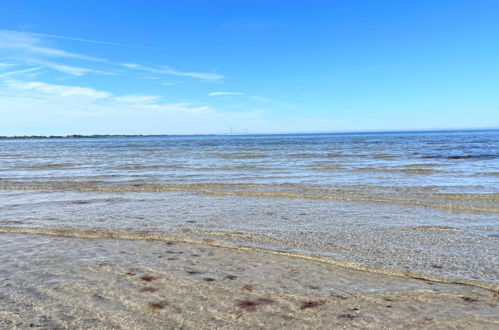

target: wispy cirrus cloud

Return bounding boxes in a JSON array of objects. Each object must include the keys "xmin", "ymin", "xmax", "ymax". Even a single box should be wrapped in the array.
[
  {"xmin": 5, "ymin": 80, "xmax": 112, "ymax": 99},
  {"xmin": 208, "ymin": 91, "xmax": 276, "ymax": 104},
  {"xmin": 122, "ymin": 63, "xmax": 223, "ymax": 80},
  {"xmin": 208, "ymin": 91, "xmax": 246, "ymax": 96},
  {"xmin": 0, "ymin": 67, "xmax": 41, "ymax": 78},
  {"xmin": 0, "ymin": 79, "xmax": 261, "ymax": 135},
  {"xmin": 0, "ymin": 30, "xmax": 104, "ymax": 62},
  {"xmin": 112, "ymin": 94, "xmax": 162, "ymax": 105},
  {"xmin": 0, "ymin": 62, "xmax": 15, "ymax": 69},
  {"xmin": 19, "ymin": 31, "xmax": 146, "ymax": 48},
  {"xmin": 2, "ymin": 79, "xmax": 207, "ymax": 111},
  {"xmin": 26, "ymin": 59, "xmax": 112, "ymax": 76},
  {"xmin": 249, "ymin": 95, "xmax": 274, "ymax": 103},
  {"xmin": 0, "ymin": 30, "xmax": 111, "ymax": 77},
  {"xmin": 0, "ymin": 30, "xmax": 222, "ymax": 81}
]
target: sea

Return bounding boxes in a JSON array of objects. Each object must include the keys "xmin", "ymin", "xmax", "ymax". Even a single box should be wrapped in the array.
[{"xmin": 0, "ymin": 130, "xmax": 498, "ymax": 285}]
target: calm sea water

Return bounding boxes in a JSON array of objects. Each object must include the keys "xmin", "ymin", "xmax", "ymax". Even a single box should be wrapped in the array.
[{"xmin": 1, "ymin": 130, "xmax": 498, "ymax": 283}]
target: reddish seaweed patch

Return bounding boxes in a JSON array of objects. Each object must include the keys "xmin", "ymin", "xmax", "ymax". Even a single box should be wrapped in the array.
[
  {"xmin": 148, "ymin": 301, "xmax": 168, "ymax": 311},
  {"xmin": 202, "ymin": 277, "xmax": 216, "ymax": 282},
  {"xmin": 300, "ymin": 300, "xmax": 326, "ymax": 310},
  {"xmin": 140, "ymin": 275, "xmax": 158, "ymax": 282},
  {"xmin": 186, "ymin": 270, "xmax": 203, "ymax": 275},
  {"xmin": 236, "ymin": 297, "xmax": 274, "ymax": 311},
  {"xmin": 225, "ymin": 275, "xmax": 238, "ymax": 280},
  {"xmin": 460, "ymin": 296, "xmax": 478, "ymax": 302},
  {"xmin": 241, "ymin": 284, "xmax": 253, "ymax": 292},
  {"xmin": 124, "ymin": 272, "xmax": 136, "ymax": 276}
]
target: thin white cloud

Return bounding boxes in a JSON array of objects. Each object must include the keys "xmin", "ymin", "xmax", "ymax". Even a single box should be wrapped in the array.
[
  {"xmin": 5, "ymin": 80, "xmax": 112, "ymax": 99},
  {"xmin": 208, "ymin": 91, "xmax": 246, "ymax": 96},
  {"xmin": 27, "ymin": 59, "xmax": 112, "ymax": 76},
  {"xmin": 208, "ymin": 91, "xmax": 277, "ymax": 104},
  {"xmin": 0, "ymin": 30, "xmax": 103, "ymax": 62},
  {"xmin": 138, "ymin": 103, "xmax": 211, "ymax": 113},
  {"xmin": 0, "ymin": 80, "xmax": 226, "ymax": 135},
  {"xmin": 21, "ymin": 31, "xmax": 145, "ymax": 48},
  {"xmin": 0, "ymin": 67, "xmax": 41, "ymax": 78},
  {"xmin": 0, "ymin": 62, "xmax": 15, "ymax": 69},
  {"xmin": 122, "ymin": 63, "xmax": 223, "ymax": 80},
  {"xmin": 249, "ymin": 95, "xmax": 273, "ymax": 103},
  {"xmin": 0, "ymin": 30, "xmax": 222, "ymax": 82},
  {"xmin": 2, "ymin": 80, "xmax": 202, "ymax": 111},
  {"xmin": 112, "ymin": 94, "xmax": 162, "ymax": 105}
]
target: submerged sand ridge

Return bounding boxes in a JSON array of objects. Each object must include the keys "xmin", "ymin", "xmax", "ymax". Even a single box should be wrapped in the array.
[
  {"xmin": 0, "ymin": 189, "xmax": 497, "ymax": 286},
  {"xmin": 1, "ymin": 182, "xmax": 498, "ymax": 214},
  {"xmin": 0, "ymin": 233, "xmax": 498, "ymax": 329},
  {"xmin": 0, "ymin": 225, "xmax": 498, "ymax": 293}
]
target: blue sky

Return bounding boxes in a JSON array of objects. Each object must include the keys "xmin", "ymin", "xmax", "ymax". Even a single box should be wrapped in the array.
[{"xmin": 1, "ymin": 0, "xmax": 498, "ymax": 135}]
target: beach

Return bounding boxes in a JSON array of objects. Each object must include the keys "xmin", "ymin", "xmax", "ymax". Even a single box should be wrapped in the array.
[{"xmin": 0, "ymin": 131, "xmax": 498, "ymax": 328}]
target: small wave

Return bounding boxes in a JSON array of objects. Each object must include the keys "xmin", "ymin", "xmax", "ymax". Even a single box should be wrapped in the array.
[
  {"xmin": 396, "ymin": 168, "xmax": 439, "ymax": 174},
  {"xmin": 476, "ymin": 172, "xmax": 499, "ymax": 177},
  {"xmin": 135, "ymin": 148, "xmax": 162, "ymax": 152},
  {"xmin": 287, "ymin": 153, "xmax": 326, "ymax": 159},
  {"xmin": 219, "ymin": 153, "xmax": 269, "ymax": 159},
  {"xmin": 118, "ymin": 164, "xmax": 184, "ymax": 170},
  {"xmin": 325, "ymin": 153, "xmax": 352, "ymax": 158},
  {"xmin": 0, "ymin": 225, "xmax": 496, "ymax": 291},
  {"xmin": 0, "ymin": 154, "xmax": 23, "ymax": 158},
  {"xmin": 287, "ymin": 153, "xmax": 354, "ymax": 159},
  {"xmin": 448, "ymin": 155, "xmax": 474, "ymax": 159},
  {"xmin": 201, "ymin": 190, "xmax": 499, "ymax": 213},
  {"xmin": 372, "ymin": 154, "xmax": 397, "ymax": 159},
  {"xmin": 424, "ymin": 193, "xmax": 499, "ymax": 202},
  {"xmin": 421, "ymin": 154, "xmax": 498, "ymax": 160},
  {"xmin": 310, "ymin": 166, "xmax": 440, "ymax": 174},
  {"xmin": 309, "ymin": 166, "xmax": 346, "ymax": 172},
  {"xmin": 190, "ymin": 166, "xmax": 270, "ymax": 172},
  {"xmin": 404, "ymin": 163, "xmax": 446, "ymax": 168},
  {"xmin": 23, "ymin": 163, "xmax": 73, "ymax": 170},
  {"xmin": 354, "ymin": 167, "xmax": 439, "ymax": 175}
]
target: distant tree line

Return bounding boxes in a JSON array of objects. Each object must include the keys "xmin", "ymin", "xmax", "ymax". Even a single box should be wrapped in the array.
[{"xmin": 0, "ymin": 134, "xmax": 146, "ymax": 140}]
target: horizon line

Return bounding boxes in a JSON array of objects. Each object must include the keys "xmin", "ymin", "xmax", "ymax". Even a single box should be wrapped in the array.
[{"xmin": 1, "ymin": 127, "xmax": 498, "ymax": 139}]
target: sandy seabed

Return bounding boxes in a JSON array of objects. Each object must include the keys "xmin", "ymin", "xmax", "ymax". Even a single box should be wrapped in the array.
[{"xmin": 0, "ymin": 233, "xmax": 498, "ymax": 330}]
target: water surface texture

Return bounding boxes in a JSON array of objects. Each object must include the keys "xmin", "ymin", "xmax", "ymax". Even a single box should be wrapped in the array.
[{"xmin": 1, "ymin": 130, "xmax": 498, "ymax": 285}]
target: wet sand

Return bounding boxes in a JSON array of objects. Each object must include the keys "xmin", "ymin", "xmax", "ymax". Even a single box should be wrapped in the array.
[{"xmin": 1, "ymin": 233, "xmax": 498, "ymax": 329}]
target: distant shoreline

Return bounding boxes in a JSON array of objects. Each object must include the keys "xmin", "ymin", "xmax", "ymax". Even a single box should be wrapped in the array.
[
  {"xmin": 0, "ymin": 134, "xmax": 220, "ymax": 140},
  {"xmin": 0, "ymin": 128, "xmax": 498, "ymax": 140}
]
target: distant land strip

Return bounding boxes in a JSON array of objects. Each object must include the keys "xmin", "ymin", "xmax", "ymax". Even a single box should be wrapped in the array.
[
  {"xmin": 0, "ymin": 134, "xmax": 217, "ymax": 140},
  {"xmin": 1, "ymin": 128, "xmax": 498, "ymax": 139}
]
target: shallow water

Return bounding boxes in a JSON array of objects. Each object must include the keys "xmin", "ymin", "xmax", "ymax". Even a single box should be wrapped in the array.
[
  {"xmin": 2, "ymin": 233, "xmax": 498, "ymax": 329},
  {"xmin": 0, "ymin": 130, "xmax": 498, "ymax": 284}
]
